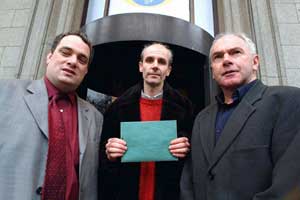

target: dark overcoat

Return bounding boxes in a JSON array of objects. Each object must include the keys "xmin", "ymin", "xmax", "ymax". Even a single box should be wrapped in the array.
[
  {"xmin": 99, "ymin": 82, "xmax": 193, "ymax": 200},
  {"xmin": 181, "ymin": 80, "xmax": 300, "ymax": 200}
]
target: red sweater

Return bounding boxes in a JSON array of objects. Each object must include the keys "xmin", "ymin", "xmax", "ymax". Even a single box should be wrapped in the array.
[{"xmin": 139, "ymin": 97, "xmax": 163, "ymax": 200}]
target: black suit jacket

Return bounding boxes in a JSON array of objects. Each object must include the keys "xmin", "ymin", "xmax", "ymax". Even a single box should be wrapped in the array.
[
  {"xmin": 99, "ymin": 82, "xmax": 193, "ymax": 200},
  {"xmin": 181, "ymin": 80, "xmax": 300, "ymax": 200}
]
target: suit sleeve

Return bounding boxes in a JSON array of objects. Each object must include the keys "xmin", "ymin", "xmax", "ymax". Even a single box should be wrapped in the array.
[
  {"xmin": 253, "ymin": 90, "xmax": 300, "ymax": 199},
  {"xmin": 253, "ymin": 130, "xmax": 300, "ymax": 199},
  {"xmin": 180, "ymin": 114, "xmax": 201, "ymax": 200},
  {"xmin": 180, "ymin": 155, "xmax": 195, "ymax": 200}
]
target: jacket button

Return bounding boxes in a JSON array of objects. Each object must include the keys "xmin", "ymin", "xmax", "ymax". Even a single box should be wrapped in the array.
[
  {"xmin": 36, "ymin": 186, "xmax": 43, "ymax": 195},
  {"xmin": 208, "ymin": 172, "xmax": 215, "ymax": 180}
]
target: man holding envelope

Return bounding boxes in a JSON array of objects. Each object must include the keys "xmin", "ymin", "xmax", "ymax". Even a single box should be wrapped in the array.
[{"xmin": 99, "ymin": 43, "xmax": 193, "ymax": 200}]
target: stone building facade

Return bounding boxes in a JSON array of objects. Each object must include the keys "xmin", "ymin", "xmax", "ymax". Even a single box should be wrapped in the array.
[
  {"xmin": 0, "ymin": 0, "xmax": 299, "ymax": 92},
  {"xmin": 216, "ymin": 0, "xmax": 300, "ymax": 87}
]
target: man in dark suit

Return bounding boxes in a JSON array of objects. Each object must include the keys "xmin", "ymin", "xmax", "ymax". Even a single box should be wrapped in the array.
[
  {"xmin": 180, "ymin": 32, "xmax": 300, "ymax": 200},
  {"xmin": 0, "ymin": 31, "xmax": 102, "ymax": 200},
  {"xmin": 99, "ymin": 42, "xmax": 193, "ymax": 200}
]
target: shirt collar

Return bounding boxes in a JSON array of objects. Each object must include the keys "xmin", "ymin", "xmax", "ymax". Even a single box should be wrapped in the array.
[
  {"xmin": 141, "ymin": 90, "xmax": 163, "ymax": 100},
  {"xmin": 216, "ymin": 79, "xmax": 257, "ymax": 106},
  {"xmin": 44, "ymin": 77, "xmax": 77, "ymax": 105}
]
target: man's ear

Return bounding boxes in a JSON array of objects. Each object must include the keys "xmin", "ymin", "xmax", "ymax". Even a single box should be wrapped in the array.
[
  {"xmin": 46, "ymin": 53, "xmax": 53, "ymax": 65},
  {"xmin": 211, "ymin": 66, "xmax": 216, "ymax": 80},
  {"xmin": 166, "ymin": 65, "xmax": 172, "ymax": 77},
  {"xmin": 252, "ymin": 54, "xmax": 260, "ymax": 72},
  {"xmin": 139, "ymin": 61, "xmax": 143, "ymax": 72}
]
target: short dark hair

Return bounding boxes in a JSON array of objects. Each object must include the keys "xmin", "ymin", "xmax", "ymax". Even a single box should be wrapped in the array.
[
  {"xmin": 51, "ymin": 31, "xmax": 94, "ymax": 64},
  {"xmin": 140, "ymin": 42, "xmax": 173, "ymax": 66}
]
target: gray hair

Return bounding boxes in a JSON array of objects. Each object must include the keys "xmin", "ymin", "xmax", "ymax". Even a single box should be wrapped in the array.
[{"xmin": 209, "ymin": 32, "xmax": 257, "ymax": 61}]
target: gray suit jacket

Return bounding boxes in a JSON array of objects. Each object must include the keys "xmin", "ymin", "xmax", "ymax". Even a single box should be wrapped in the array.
[
  {"xmin": 181, "ymin": 80, "xmax": 300, "ymax": 200},
  {"xmin": 0, "ymin": 79, "xmax": 103, "ymax": 200}
]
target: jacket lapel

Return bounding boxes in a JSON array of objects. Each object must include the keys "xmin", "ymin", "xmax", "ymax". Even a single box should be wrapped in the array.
[
  {"xmin": 200, "ymin": 105, "xmax": 218, "ymax": 163},
  {"xmin": 23, "ymin": 80, "xmax": 49, "ymax": 138},
  {"xmin": 208, "ymin": 81, "xmax": 267, "ymax": 171},
  {"xmin": 208, "ymin": 100, "xmax": 255, "ymax": 171},
  {"xmin": 77, "ymin": 98, "xmax": 91, "ymax": 167}
]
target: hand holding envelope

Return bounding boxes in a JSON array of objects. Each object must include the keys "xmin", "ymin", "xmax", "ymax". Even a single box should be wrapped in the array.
[
  {"xmin": 105, "ymin": 120, "xmax": 190, "ymax": 162},
  {"xmin": 118, "ymin": 120, "xmax": 189, "ymax": 162},
  {"xmin": 105, "ymin": 138, "xmax": 127, "ymax": 161},
  {"xmin": 169, "ymin": 137, "xmax": 190, "ymax": 158}
]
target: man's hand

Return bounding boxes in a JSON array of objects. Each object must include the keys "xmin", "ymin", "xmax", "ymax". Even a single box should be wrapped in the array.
[
  {"xmin": 105, "ymin": 138, "xmax": 127, "ymax": 161},
  {"xmin": 169, "ymin": 137, "xmax": 190, "ymax": 158}
]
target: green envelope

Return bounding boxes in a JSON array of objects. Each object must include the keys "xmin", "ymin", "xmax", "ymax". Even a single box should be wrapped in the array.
[{"xmin": 121, "ymin": 120, "xmax": 178, "ymax": 162}]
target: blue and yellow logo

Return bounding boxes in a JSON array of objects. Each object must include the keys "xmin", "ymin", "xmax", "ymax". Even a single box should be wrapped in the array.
[{"xmin": 126, "ymin": 0, "xmax": 170, "ymax": 7}]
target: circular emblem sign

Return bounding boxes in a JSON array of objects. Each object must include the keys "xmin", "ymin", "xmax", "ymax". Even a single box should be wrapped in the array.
[{"xmin": 132, "ymin": 0, "xmax": 165, "ymax": 6}]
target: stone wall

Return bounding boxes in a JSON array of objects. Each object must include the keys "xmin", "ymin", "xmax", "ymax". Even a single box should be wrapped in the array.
[
  {"xmin": 0, "ymin": 0, "xmax": 86, "ymax": 80},
  {"xmin": 274, "ymin": 0, "xmax": 300, "ymax": 87},
  {"xmin": 1, "ymin": 0, "xmax": 300, "ymax": 88},
  {"xmin": 216, "ymin": 0, "xmax": 300, "ymax": 87},
  {"xmin": 0, "ymin": 0, "xmax": 34, "ymax": 79}
]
